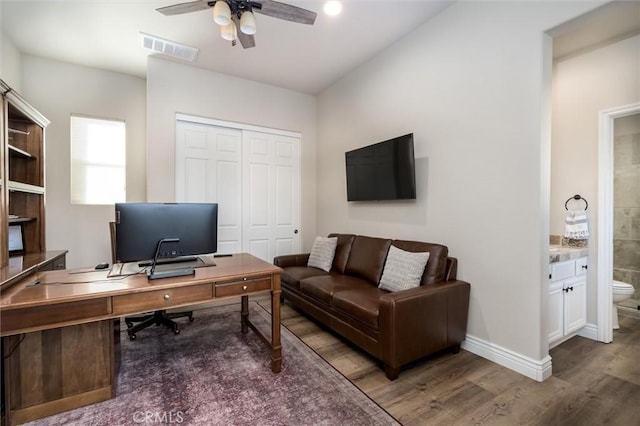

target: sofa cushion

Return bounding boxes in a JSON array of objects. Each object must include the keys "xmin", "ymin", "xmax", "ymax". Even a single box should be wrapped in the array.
[
  {"xmin": 379, "ymin": 246, "xmax": 430, "ymax": 292},
  {"xmin": 332, "ymin": 286, "xmax": 387, "ymax": 329},
  {"xmin": 300, "ymin": 274, "xmax": 371, "ymax": 305},
  {"xmin": 307, "ymin": 236, "xmax": 338, "ymax": 272},
  {"xmin": 281, "ymin": 266, "xmax": 329, "ymax": 290},
  {"xmin": 328, "ymin": 233, "xmax": 356, "ymax": 274},
  {"xmin": 392, "ymin": 240, "xmax": 449, "ymax": 285},
  {"xmin": 344, "ymin": 236, "xmax": 391, "ymax": 285}
]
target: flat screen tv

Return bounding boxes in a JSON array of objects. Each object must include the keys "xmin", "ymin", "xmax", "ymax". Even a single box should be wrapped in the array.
[
  {"xmin": 114, "ymin": 203, "xmax": 218, "ymax": 278},
  {"xmin": 345, "ymin": 133, "xmax": 416, "ymax": 201}
]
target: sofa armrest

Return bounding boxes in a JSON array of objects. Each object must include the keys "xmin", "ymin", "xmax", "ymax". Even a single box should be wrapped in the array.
[
  {"xmin": 378, "ymin": 280, "xmax": 470, "ymax": 370},
  {"xmin": 273, "ymin": 253, "xmax": 310, "ymax": 268},
  {"xmin": 445, "ymin": 257, "xmax": 458, "ymax": 281}
]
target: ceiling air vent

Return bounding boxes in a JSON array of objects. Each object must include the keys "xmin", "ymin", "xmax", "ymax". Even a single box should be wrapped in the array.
[{"xmin": 140, "ymin": 32, "xmax": 199, "ymax": 62}]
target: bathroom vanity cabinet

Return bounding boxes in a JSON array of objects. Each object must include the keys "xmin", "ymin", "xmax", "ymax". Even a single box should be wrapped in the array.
[{"xmin": 548, "ymin": 256, "xmax": 587, "ymax": 347}]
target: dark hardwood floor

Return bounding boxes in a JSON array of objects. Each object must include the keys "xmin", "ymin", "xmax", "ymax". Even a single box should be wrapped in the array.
[{"xmin": 262, "ymin": 299, "xmax": 640, "ymax": 425}]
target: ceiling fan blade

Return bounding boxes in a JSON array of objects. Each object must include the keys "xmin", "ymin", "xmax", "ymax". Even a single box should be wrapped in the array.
[
  {"xmin": 255, "ymin": 0, "xmax": 317, "ymax": 25},
  {"xmin": 232, "ymin": 15, "xmax": 256, "ymax": 48},
  {"xmin": 156, "ymin": 0, "xmax": 211, "ymax": 16}
]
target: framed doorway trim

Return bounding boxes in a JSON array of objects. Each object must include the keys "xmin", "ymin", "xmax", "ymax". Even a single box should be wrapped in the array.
[{"xmin": 597, "ymin": 101, "xmax": 640, "ymax": 343}]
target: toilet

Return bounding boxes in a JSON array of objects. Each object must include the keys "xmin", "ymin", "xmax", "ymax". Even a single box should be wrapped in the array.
[{"xmin": 612, "ymin": 280, "xmax": 635, "ymax": 329}]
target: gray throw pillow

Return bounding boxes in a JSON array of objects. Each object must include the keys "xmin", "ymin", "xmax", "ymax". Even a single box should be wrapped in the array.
[
  {"xmin": 307, "ymin": 236, "xmax": 338, "ymax": 272},
  {"xmin": 379, "ymin": 245, "xmax": 430, "ymax": 292}
]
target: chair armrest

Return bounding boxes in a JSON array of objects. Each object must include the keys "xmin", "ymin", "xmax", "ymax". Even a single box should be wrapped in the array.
[
  {"xmin": 273, "ymin": 253, "xmax": 310, "ymax": 268},
  {"xmin": 378, "ymin": 280, "xmax": 470, "ymax": 368}
]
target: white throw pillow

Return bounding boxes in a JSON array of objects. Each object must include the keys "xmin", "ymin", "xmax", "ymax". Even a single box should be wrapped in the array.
[
  {"xmin": 379, "ymin": 246, "xmax": 430, "ymax": 292},
  {"xmin": 307, "ymin": 236, "xmax": 338, "ymax": 272}
]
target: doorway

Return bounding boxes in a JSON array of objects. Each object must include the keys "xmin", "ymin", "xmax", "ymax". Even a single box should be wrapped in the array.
[
  {"xmin": 597, "ymin": 102, "xmax": 640, "ymax": 342},
  {"xmin": 613, "ymin": 113, "xmax": 640, "ymax": 313}
]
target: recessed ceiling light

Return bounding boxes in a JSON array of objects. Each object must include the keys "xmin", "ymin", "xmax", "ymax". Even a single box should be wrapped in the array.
[
  {"xmin": 140, "ymin": 32, "xmax": 199, "ymax": 62},
  {"xmin": 323, "ymin": 1, "xmax": 342, "ymax": 17}
]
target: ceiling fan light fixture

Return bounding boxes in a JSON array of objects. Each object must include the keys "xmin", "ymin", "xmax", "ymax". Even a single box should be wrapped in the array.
[
  {"xmin": 157, "ymin": 0, "xmax": 318, "ymax": 49},
  {"xmin": 220, "ymin": 21, "xmax": 237, "ymax": 41},
  {"xmin": 213, "ymin": 1, "xmax": 231, "ymax": 26},
  {"xmin": 240, "ymin": 11, "xmax": 257, "ymax": 35}
]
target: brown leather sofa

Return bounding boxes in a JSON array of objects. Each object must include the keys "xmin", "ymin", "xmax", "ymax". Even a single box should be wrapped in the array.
[{"xmin": 273, "ymin": 234, "xmax": 470, "ymax": 380}]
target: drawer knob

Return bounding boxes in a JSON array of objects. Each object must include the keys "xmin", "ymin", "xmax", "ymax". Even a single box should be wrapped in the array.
[
  {"xmin": 243, "ymin": 277, "xmax": 247, "ymax": 281},
  {"xmin": 164, "ymin": 294, "xmax": 170, "ymax": 300},
  {"xmin": 242, "ymin": 285, "xmax": 248, "ymax": 291}
]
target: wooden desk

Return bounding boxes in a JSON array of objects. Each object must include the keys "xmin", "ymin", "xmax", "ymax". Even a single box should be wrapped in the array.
[
  {"xmin": 0, "ymin": 250, "xmax": 68, "ymax": 292},
  {"xmin": 0, "ymin": 253, "xmax": 282, "ymax": 425}
]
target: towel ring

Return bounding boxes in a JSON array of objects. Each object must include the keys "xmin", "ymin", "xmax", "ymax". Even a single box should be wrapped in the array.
[{"xmin": 565, "ymin": 194, "xmax": 588, "ymax": 211}]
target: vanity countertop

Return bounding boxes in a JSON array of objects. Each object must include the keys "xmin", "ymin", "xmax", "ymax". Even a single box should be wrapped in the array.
[{"xmin": 549, "ymin": 245, "xmax": 588, "ymax": 264}]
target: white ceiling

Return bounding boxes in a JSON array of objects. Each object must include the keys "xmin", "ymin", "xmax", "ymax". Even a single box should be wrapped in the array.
[{"xmin": 0, "ymin": 0, "xmax": 454, "ymax": 94}]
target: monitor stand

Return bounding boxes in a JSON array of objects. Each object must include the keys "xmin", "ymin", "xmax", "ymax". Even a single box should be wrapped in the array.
[
  {"xmin": 146, "ymin": 238, "xmax": 196, "ymax": 281},
  {"xmin": 138, "ymin": 256, "xmax": 198, "ymax": 268},
  {"xmin": 147, "ymin": 267, "xmax": 195, "ymax": 280}
]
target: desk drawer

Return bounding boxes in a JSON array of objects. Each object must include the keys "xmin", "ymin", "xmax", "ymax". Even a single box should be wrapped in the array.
[
  {"xmin": 112, "ymin": 284, "xmax": 213, "ymax": 315},
  {"xmin": 215, "ymin": 277, "xmax": 272, "ymax": 298},
  {"xmin": 1, "ymin": 298, "xmax": 110, "ymax": 334}
]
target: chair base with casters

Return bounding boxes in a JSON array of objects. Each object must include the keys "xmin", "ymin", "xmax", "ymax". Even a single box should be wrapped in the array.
[{"xmin": 125, "ymin": 310, "xmax": 194, "ymax": 340}]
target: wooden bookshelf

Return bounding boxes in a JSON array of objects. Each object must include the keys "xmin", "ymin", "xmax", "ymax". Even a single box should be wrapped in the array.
[{"xmin": 1, "ymin": 80, "xmax": 50, "ymax": 267}]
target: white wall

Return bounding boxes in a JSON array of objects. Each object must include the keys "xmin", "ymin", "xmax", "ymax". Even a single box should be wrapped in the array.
[
  {"xmin": 316, "ymin": 0, "xmax": 601, "ymax": 373},
  {"xmin": 21, "ymin": 55, "xmax": 146, "ymax": 268},
  {"xmin": 0, "ymin": 30, "xmax": 22, "ymax": 91},
  {"xmin": 146, "ymin": 57, "xmax": 317, "ymax": 250},
  {"xmin": 551, "ymin": 35, "xmax": 640, "ymax": 322}
]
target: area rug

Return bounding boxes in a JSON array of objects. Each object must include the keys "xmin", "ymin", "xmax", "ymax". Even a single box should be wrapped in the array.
[{"xmin": 26, "ymin": 302, "xmax": 399, "ymax": 426}]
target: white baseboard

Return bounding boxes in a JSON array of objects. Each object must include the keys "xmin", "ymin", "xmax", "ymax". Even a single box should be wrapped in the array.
[
  {"xmin": 577, "ymin": 323, "xmax": 598, "ymax": 341},
  {"xmin": 461, "ymin": 325, "xmax": 600, "ymax": 382},
  {"xmin": 461, "ymin": 334, "xmax": 552, "ymax": 382}
]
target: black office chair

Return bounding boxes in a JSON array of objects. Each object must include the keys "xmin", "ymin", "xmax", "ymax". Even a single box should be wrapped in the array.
[{"xmin": 109, "ymin": 222, "xmax": 194, "ymax": 340}]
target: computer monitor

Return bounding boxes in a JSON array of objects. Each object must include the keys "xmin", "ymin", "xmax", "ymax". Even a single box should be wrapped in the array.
[{"xmin": 114, "ymin": 202, "xmax": 218, "ymax": 279}]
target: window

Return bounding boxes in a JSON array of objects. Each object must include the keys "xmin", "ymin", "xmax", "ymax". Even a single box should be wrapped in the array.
[{"xmin": 70, "ymin": 115, "xmax": 126, "ymax": 204}]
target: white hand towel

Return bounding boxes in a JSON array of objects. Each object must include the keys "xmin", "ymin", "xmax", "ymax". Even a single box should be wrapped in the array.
[{"xmin": 564, "ymin": 210, "xmax": 589, "ymax": 240}]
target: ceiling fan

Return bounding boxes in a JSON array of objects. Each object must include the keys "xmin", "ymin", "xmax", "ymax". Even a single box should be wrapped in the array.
[{"xmin": 157, "ymin": 0, "xmax": 317, "ymax": 48}]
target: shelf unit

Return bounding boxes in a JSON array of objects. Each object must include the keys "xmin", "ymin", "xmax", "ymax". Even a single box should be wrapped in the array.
[{"xmin": 1, "ymin": 79, "xmax": 50, "ymax": 267}]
